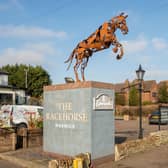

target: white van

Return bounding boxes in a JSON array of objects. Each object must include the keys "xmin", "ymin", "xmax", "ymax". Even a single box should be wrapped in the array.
[{"xmin": 0, "ymin": 105, "xmax": 43, "ymax": 129}]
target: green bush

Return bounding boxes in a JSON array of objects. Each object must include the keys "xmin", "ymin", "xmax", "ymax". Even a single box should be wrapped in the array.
[
  {"xmin": 115, "ymin": 104, "xmax": 158, "ymax": 117},
  {"xmin": 143, "ymin": 101, "xmax": 152, "ymax": 105},
  {"xmin": 129, "ymin": 87, "xmax": 139, "ymax": 106},
  {"xmin": 115, "ymin": 93, "xmax": 126, "ymax": 105}
]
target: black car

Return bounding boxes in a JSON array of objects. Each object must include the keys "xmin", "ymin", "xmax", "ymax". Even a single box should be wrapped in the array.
[{"xmin": 148, "ymin": 111, "xmax": 168, "ymax": 125}]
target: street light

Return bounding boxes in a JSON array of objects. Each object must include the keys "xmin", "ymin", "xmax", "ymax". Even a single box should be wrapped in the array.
[
  {"xmin": 64, "ymin": 77, "xmax": 75, "ymax": 83},
  {"xmin": 136, "ymin": 64, "xmax": 145, "ymax": 139}
]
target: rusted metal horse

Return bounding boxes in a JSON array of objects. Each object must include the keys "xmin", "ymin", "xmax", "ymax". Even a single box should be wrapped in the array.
[{"xmin": 65, "ymin": 13, "xmax": 128, "ymax": 82}]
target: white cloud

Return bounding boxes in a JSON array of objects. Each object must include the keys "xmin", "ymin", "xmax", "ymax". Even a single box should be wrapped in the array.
[
  {"xmin": 152, "ymin": 38, "xmax": 168, "ymax": 50},
  {"xmin": 122, "ymin": 35, "xmax": 148, "ymax": 54},
  {"xmin": 0, "ymin": 43, "xmax": 56, "ymax": 66},
  {"xmin": 0, "ymin": 25, "xmax": 67, "ymax": 38},
  {"xmin": 23, "ymin": 43, "xmax": 55, "ymax": 55}
]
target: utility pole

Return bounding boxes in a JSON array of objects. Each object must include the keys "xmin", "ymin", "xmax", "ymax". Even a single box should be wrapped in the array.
[
  {"xmin": 24, "ymin": 68, "xmax": 28, "ymax": 89},
  {"xmin": 24, "ymin": 67, "xmax": 29, "ymax": 104}
]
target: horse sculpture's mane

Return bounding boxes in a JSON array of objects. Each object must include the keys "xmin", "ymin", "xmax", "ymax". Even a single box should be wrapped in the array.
[{"xmin": 65, "ymin": 12, "xmax": 128, "ymax": 82}]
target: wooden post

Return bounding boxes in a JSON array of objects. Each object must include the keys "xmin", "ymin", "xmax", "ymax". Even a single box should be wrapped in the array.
[
  {"xmin": 11, "ymin": 132, "xmax": 16, "ymax": 150},
  {"xmin": 17, "ymin": 128, "xmax": 28, "ymax": 148}
]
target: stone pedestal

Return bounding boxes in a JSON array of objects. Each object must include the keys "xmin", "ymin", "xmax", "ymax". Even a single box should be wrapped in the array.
[{"xmin": 43, "ymin": 81, "xmax": 115, "ymax": 159}]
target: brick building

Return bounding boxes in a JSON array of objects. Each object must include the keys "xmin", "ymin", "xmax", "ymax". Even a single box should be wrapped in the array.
[
  {"xmin": 114, "ymin": 79, "xmax": 158, "ymax": 105},
  {"xmin": 158, "ymin": 80, "xmax": 168, "ymax": 89}
]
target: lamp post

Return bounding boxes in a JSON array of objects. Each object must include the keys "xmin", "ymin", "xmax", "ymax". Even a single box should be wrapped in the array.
[{"xmin": 136, "ymin": 64, "xmax": 145, "ymax": 139}]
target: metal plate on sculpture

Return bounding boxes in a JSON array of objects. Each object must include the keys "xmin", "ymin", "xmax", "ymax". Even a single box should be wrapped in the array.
[{"xmin": 93, "ymin": 94, "xmax": 114, "ymax": 110}]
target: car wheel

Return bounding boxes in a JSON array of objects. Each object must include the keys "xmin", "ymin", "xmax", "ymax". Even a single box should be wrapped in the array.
[{"xmin": 16, "ymin": 123, "xmax": 27, "ymax": 133}]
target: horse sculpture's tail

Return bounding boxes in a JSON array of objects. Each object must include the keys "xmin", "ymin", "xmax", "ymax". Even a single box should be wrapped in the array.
[{"xmin": 64, "ymin": 49, "xmax": 76, "ymax": 71}]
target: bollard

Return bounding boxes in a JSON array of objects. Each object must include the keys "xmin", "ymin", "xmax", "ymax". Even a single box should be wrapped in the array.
[{"xmin": 73, "ymin": 157, "xmax": 83, "ymax": 168}]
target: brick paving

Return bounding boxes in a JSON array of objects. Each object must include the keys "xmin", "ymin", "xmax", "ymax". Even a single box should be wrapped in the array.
[
  {"xmin": 0, "ymin": 147, "xmax": 54, "ymax": 168},
  {"xmin": 0, "ymin": 158, "xmax": 23, "ymax": 168},
  {"xmin": 1, "ymin": 143, "xmax": 168, "ymax": 168},
  {"xmin": 112, "ymin": 143, "xmax": 168, "ymax": 168}
]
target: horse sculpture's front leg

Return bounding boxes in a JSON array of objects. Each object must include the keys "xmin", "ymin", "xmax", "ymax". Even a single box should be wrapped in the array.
[
  {"xmin": 117, "ymin": 43, "xmax": 124, "ymax": 59},
  {"xmin": 112, "ymin": 41, "xmax": 124, "ymax": 60}
]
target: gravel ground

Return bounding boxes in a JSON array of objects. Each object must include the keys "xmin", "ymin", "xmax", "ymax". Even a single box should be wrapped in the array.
[{"xmin": 110, "ymin": 143, "xmax": 168, "ymax": 168}]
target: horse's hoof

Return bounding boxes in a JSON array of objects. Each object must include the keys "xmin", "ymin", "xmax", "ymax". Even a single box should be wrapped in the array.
[
  {"xmin": 113, "ymin": 47, "xmax": 118, "ymax": 53},
  {"xmin": 76, "ymin": 80, "xmax": 81, "ymax": 83},
  {"xmin": 116, "ymin": 55, "xmax": 121, "ymax": 60}
]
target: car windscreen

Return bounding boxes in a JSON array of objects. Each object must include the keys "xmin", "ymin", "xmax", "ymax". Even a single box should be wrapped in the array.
[{"xmin": 152, "ymin": 111, "xmax": 159, "ymax": 115}]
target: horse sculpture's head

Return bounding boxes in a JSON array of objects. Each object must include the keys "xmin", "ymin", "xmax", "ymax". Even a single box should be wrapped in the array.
[{"xmin": 112, "ymin": 12, "xmax": 128, "ymax": 35}]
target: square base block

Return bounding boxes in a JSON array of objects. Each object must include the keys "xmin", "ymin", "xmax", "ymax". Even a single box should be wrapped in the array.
[{"xmin": 43, "ymin": 81, "xmax": 115, "ymax": 159}]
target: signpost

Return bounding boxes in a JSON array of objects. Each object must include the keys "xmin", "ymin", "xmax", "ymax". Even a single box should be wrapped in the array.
[{"xmin": 159, "ymin": 104, "xmax": 168, "ymax": 130}]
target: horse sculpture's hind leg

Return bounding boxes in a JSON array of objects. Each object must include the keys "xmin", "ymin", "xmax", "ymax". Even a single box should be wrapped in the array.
[
  {"xmin": 74, "ymin": 58, "xmax": 82, "ymax": 82},
  {"xmin": 81, "ymin": 57, "xmax": 89, "ymax": 81}
]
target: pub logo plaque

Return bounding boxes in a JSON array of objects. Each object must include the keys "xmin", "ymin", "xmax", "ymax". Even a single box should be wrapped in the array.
[{"xmin": 93, "ymin": 93, "xmax": 114, "ymax": 110}]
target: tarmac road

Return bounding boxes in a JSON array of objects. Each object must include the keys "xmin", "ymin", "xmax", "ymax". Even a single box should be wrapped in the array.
[{"xmin": 115, "ymin": 119, "xmax": 168, "ymax": 144}]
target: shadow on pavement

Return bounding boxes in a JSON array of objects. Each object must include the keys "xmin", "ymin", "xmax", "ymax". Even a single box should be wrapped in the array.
[{"xmin": 115, "ymin": 136, "xmax": 127, "ymax": 144}]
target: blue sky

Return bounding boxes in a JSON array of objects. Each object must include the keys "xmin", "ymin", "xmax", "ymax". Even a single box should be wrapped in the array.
[{"xmin": 0, "ymin": 0, "xmax": 168, "ymax": 84}]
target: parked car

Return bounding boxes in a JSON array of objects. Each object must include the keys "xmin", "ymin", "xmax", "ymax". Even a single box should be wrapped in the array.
[
  {"xmin": 148, "ymin": 110, "xmax": 168, "ymax": 125},
  {"xmin": 0, "ymin": 105, "xmax": 43, "ymax": 129}
]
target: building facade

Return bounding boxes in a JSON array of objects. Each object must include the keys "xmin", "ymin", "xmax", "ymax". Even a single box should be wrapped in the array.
[
  {"xmin": 114, "ymin": 79, "xmax": 159, "ymax": 105},
  {"xmin": 0, "ymin": 71, "xmax": 26, "ymax": 106}
]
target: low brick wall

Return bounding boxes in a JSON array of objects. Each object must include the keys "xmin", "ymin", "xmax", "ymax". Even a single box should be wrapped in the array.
[
  {"xmin": 115, "ymin": 130, "xmax": 168, "ymax": 161},
  {"xmin": 0, "ymin": 129, "xmax": 16, "ymax": 152},
  {"xmin": 116, "ymin": 104, "xmax": 158, "ymax": 117},
  {"xmin": 27, "ymin": 128, "xmax": 43, "ymax": 147},
  {"xmin": 0, "ymin": 128, "xmax": 43, "ymax": 152},
  {"xmin": 17, "ymin": 128, "xmax": 43, "ymax": 148}
]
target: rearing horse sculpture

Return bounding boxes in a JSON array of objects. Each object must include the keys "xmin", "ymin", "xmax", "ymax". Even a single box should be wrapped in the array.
[{"xmin": 65, "ymin": 13, "xmax": 128, "ymax": 82}]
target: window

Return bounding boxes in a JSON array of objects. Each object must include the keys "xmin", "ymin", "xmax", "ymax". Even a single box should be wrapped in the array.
[
  {"xmin": 0, "ymin": 93, "xmax": 13, "ymax": 105},
  {"xmin": 152, "ymin": 92, "xmax": 157, "ymax": 97}
]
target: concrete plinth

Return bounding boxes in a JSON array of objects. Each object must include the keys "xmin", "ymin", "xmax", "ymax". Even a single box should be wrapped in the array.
[{"xmin": 43, "ymin": 81, "xmax": 115, "ymax": 159}]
